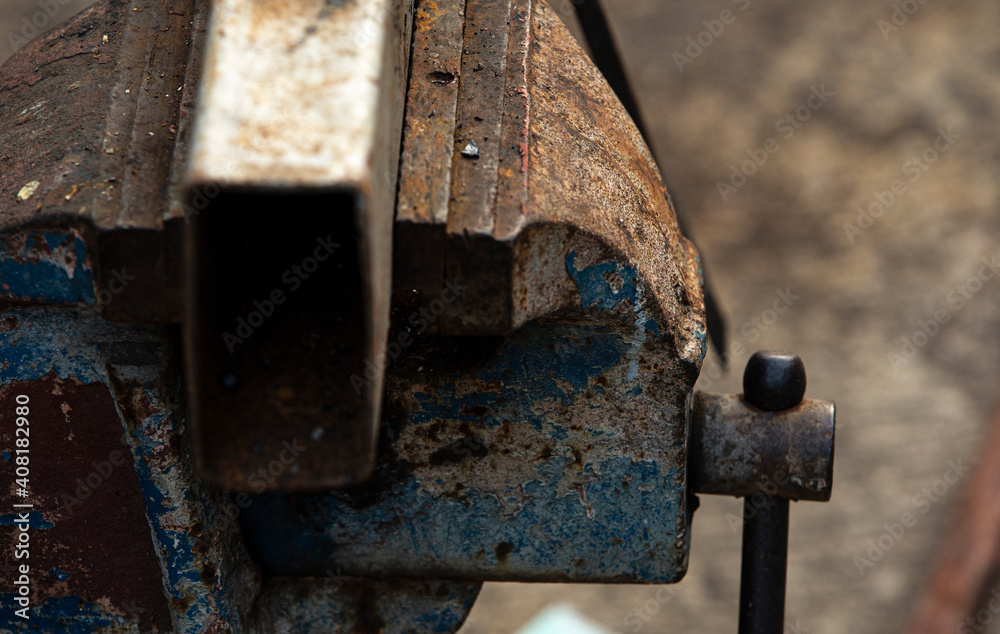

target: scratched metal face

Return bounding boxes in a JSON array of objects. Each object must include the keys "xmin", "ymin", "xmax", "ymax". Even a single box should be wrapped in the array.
[{"xmin": 241, "ymin": 253, "xmax": 698, "ymax": 584}]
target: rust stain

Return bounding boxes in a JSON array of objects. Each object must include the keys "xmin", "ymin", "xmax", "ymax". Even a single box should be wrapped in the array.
[
  {"xmin": 494, "ymin": 541, "xmax": 514, "ymax": 563},
  {"xmin": 104, "ymin": 370, "xmax": 156, "ymax": 426}
]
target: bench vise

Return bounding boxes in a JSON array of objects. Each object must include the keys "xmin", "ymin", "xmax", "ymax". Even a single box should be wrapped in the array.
[{"xmin": 0, "ymin": 0, "xmax": 835, "ymax": 631}]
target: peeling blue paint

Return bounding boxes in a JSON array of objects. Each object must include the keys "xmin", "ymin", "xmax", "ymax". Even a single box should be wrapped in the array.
[
  {"xmin": 566, "ymin": 251, "xmax": 638, "ymax": 310},
  {"xmin": 117, "ymin": 380, "xmax": 203, "ymax": 596},
  {"xmin": 107, "ymin": 356, "xmax": 246, "ymax": 632},
  {"xmin": 0, "ymin": 230, "xmax": 96, "ymax": 305},
  {"xmin": 0, "ymin": 309, "xmax": 150, "ymax": 385},
  {"xmin": 694, "ymin": 328, "xmax": 707, "ymax": 362},
  {"xmin": 0, "ymin": 511, "xmax": 53, "ymax": 529},
  {"xmin": 0, "ymin": 308, "xmax": 242, "ymax": 632}
]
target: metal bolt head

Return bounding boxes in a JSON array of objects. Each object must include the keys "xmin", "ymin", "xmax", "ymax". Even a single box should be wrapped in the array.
[{"xmin": 742, "ymin": 350, "xmax": 806, "ymax": 411}]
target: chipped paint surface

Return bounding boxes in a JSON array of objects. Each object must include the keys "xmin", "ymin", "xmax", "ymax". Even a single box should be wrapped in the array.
[
  {"xmin": 0, "ymin": 228, "xmax": 95, "ymax": 305},
  {"xmin": 0, "ymin": 308, "xmax": 254, "ymax": 632},
  {"xmin": 0, "ymin": 324, "xmax": 174, "ymax": 630},
  {"xmin": 241, "ymin": 262, "xmax": 693, "ymax": 583},
  {"xmin": 105, "ymin": 341, "xmax": 258, "ymax": 632}
]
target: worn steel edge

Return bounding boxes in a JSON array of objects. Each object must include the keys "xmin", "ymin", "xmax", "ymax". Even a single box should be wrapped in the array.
[
  {"xmin": 396, "ymin": 0, "xmax": 705, "ymax": 362},
  {"xmin": 0, "ymin": 0, "xmax": 210, "ymax": 322}
]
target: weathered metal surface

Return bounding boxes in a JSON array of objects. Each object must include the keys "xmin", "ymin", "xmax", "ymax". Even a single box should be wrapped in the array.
[
  {"xmin": 394, "ymin": 0, "xmax": 705, "ymax": 356},
  {"xmin": 0, "ymin": 3, "xmax": 727, "ymax": 631},
  {"xmin": 0, "ymin": 310, "xmax": 172, "ymax": 631},
  {"xmin": 234, "ymin": 0, "xmax": 705, "ymax": 586},
  {"xmin": 0, "ymin": 0, "xmax": 208, "ymax": 322},
  {"xmin": 445, "ymin": 0, "xmax": 514, "ymax": 238},
  {"xmin": 253, "ymin": 578, "xmax": 480, "ymax": 633},
  {"xmin": 240, "ymin": 271, "xmax": 695, "ymax": 583},
  {"xmin": 503, "ymin": 0, "xmax": 704, "ymax": 343},
  {"xmin": 570, "ymin": 0, "xmax": 730, "ymax": 362},
  {"xmin": 183, "ymin": 0, "xmax": 415, "ymax": 491},
  {"xmin": 103, "ymin": 330, "xmax": 258, "ymax": 632},
  {"xmin": 394, "ymin": 0, "xmax": 466, "ymax": 291},
  {"xmin": 689, "ymin": 392, "xmax": 835, "ymax": 501},
  {"xmin": 0, "ymin": 308, "xmax": 256, "ymax": 632}
]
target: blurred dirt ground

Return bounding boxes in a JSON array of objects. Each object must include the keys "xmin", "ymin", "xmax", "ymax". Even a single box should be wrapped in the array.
[{"xmin": 4, "ymin": 1, "xmax": 1000, "ymax": 633}]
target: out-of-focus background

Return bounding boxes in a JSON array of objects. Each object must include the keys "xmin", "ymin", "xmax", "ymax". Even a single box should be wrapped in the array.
[{"xmin": 4, "ymin": 0, "xmax": 1000, "ymax": 632}]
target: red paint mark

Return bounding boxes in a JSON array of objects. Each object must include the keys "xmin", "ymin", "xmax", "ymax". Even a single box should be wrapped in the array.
[{"xmin": 0, "ymin": 376, "xmax": 172, "ymax": 630}]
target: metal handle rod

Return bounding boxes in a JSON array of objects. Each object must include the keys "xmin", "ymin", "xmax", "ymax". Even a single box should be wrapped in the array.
[
  {"xmin": 739, "ymin": 495, "xmax": 789, "ymax": 634},
  {"xmin": 738, "ymin": 350, "xmax": 803, "ymax": 633}
]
